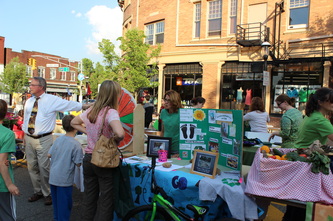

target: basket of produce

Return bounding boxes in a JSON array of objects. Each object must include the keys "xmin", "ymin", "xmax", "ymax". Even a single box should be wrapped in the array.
[{"xmin": 245, "ymin": 142, "xmax": 333, "ymax": 204}]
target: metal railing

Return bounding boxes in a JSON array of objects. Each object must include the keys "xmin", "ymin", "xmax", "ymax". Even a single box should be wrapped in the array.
[{"xmin": 236, "ymin": 22, "xmax": 267, "ymax": 46}]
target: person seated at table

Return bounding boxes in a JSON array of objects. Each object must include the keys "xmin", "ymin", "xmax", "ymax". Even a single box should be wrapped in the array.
[
  {"xmin": 160, "ymin": 90, "xmax": 183, "ymax": 157},
  {"xmin": 281, "ymin": 89, "xmax": 333, "ymax": 221},
  {"xmin": 191, "ymin": 96, "xmax": 206, "ymax": 108},
  {"xmin": 243, "ymin": 97, "xmax": 270, "ymax": 133},
  {"xmin": 295, "ymin": 87, "xmax": 333, "ymax": 148},
  {"xmin": 269, "ymin": 94, "xmax": 303, "ymax": 148}
]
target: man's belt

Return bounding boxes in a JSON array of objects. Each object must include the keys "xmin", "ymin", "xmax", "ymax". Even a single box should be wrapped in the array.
[{"xmin": 26, "ymin": 132, "xmax": 52, "ymax": 139}]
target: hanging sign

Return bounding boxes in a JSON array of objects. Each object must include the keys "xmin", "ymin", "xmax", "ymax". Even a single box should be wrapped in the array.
[{"xmin": 263, "ymin": 71, "xmax": 270, "ymax": 86}]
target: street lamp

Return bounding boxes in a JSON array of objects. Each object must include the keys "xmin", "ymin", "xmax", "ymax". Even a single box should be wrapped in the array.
[
  {"xmin": 261, "ymin": 41, "xmax": 271, "ymax": 71},
  {"xmin": 261, "ymin": 41, "xmax": 271, "ymax": 109}
]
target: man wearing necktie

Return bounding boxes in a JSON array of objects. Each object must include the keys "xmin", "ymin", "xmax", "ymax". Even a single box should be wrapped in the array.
[{"xmin": 22, "ymin": 77, "xmax": 91, "ymax": 206}]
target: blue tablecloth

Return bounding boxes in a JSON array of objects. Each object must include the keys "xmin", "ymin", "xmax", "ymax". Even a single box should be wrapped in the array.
[{"xmin": 123, "ymin": 160, "xmax": 234, "ymax": 220}]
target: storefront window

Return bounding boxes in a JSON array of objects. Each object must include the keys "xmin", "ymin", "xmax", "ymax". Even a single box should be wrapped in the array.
[
  {"xmin": 164, "ymin": 63, "xmax": 203, "ymax": 107},
  {"xmin": 270, "ymin": 61, "xmax": 323, "ymax": 114},
  {"xmin": 221, "ymin": 62, "xmax": 264, "ymax": 110}
]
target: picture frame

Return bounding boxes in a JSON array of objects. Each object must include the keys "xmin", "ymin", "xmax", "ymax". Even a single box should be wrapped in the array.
[
  {"xmin": 147, "ymin": 136, "xmax": 172, "ymax": 158},
  {"xmin": 190, "ymin": 149, "xmax": 219, "ymax": 179}
]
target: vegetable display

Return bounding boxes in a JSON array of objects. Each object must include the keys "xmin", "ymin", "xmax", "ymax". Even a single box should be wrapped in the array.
[{"xmin": 260, "ymin": 144, "xmax": 332, "ymax": 175}]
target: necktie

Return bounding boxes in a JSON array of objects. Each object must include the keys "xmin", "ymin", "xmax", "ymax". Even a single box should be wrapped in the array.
[{"xmin": 28, "ymin": 97, "xmax": 40, "ymax": 134}]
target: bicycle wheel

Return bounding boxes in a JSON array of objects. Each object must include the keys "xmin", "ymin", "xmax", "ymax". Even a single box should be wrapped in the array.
[{"xmin": 123, "ymin": 205, "xmax": 173, "ymax": 221}]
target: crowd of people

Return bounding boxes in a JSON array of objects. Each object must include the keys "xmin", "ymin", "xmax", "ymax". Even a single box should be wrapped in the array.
[{"xmin": 1, "ymin": 75, "xmax": 333, "ymax": 220}]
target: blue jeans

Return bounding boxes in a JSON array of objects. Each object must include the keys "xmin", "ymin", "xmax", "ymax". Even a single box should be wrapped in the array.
[{"xmin": 50, "ymin": 185, "xmax": 73, "ymax": 221}]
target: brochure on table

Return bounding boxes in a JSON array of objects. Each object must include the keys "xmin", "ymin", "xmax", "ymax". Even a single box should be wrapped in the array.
[{"xmin": 179, "ymin": 108, "xmax": 243, "ymax": 172}]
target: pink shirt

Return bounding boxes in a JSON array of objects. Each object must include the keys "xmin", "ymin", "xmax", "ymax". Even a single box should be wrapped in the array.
[{"xmin": 80, "ymin": 107, "xmax": 120, "ymax": 154}]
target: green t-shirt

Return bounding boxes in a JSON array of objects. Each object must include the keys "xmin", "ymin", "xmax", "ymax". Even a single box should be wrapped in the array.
[
  {"xmin": 279, "ymin": 108, "xmax": 303, "ymax": 148},
  {"xmin": 295, "ymin": 111, "xmax": 333, "ymax": 148},
  {"xmin": 0, "ymin": 124, "xmax": 16, "ymax": 192},
  {"xmin": 160, "ymin": 109, "xmax": 180, "ymax": 154}
]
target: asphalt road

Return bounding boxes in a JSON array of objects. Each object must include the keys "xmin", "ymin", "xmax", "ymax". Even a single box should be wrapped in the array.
[{"xmin": 12, "ymin": 161, "xmax": 83, "ymax": 221}]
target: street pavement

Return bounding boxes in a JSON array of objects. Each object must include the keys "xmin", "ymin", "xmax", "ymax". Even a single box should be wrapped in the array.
[{"xmin": 12, "ymin": 160, "xmax": 83, "ymax": 221}]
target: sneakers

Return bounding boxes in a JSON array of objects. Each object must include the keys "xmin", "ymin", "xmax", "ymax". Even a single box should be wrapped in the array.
[
  {"xmin": 44, "ymin": 195, "xmax": 52, "ymax": 206},
  {"xmin": 28, "ymin": 193, "xmax": 43, "ymax": 202}
]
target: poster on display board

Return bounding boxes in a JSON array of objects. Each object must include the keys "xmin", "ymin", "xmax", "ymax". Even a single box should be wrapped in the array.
[{"xmin": 179, "ymin": 108, "xmax": 243, "ymax": 171}]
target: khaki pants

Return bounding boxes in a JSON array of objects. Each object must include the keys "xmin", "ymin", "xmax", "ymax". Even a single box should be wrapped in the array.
[{"xmin": 25, "ymin": 134, "xmax": 53, "ymax": 197}]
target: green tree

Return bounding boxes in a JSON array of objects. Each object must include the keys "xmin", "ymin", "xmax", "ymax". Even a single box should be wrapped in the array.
[
  {"xmin": 89, "ymin": 62, "xmax": 109, "ymax": 98},
  {"xmin": 98, "ymin": 39, "xmax": 120, "ymax": 76},
  {"xmin": 0, "ymin": 57, "xmax": 29, "ymax": 94},
  {"xmin": 117, "ymin": 28, "xmax": 161, "ymax": 96},
  {"xmin": 81, "ymin": 58, "xmax": 94, "ymax": 78}
]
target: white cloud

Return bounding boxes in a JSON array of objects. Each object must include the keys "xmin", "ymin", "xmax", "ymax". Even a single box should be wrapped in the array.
[
  {"xmin": 71, "ymin": 10, "xmax": 82, "ymax": 18},
  {"xmin": 85, "ymin": 5, "xmax": 122, "ymax": 57}
]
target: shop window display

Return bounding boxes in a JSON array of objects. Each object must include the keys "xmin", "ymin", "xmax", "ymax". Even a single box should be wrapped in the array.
[
  {"xmin": 270, "ymin": 61, "xmax": 323, "ymax": 114},
  {"xmin": 221, "ymin": 62, "xmax": 263, "ymax": 111},
  {"xmin": 273, "ymin": 85, "xmax": 320, "ymax": 113},
  {"xmin": 164, "ymin": 63, "xmax": 203, "ymax": 108}
]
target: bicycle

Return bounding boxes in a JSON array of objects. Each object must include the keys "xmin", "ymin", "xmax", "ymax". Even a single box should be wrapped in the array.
[{"xmin": 123, "ymin": 156, "xmax": 209, "ymax": 221}]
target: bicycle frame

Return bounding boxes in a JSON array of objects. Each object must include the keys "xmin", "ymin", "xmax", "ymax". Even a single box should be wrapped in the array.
[
  {"xmin": 150, "ymin": 193, "xmax": 193, "ymax": 221},
  {"xmin": 148, "ymin": 157, "xmax": 194, "ymax": 221}
]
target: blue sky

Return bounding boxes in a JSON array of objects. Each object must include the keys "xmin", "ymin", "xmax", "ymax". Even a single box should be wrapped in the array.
[{"xmin": 0, "ymin": 0, "xmax": 122, "ymax": 64}]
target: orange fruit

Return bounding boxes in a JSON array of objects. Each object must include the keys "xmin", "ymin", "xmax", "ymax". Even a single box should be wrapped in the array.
[
  {"xmin": 275, "ymin": 155, "xmax": 282, "ymax": 160},
  {"xmin": 260, "ymin": 145, "xmax": 270, "ymax": 153},
  {"xmin": 281, "ymin": 155, "xmax": 287, "ymax": 160}
]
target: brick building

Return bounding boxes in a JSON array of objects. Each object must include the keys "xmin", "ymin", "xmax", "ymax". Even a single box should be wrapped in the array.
[
  {"xmin": 0, "ymin": 36, "xmax": 79, "ymax": 105},
  {"xmin": 118, "ymin": 0, "xmax": 333, "ymax": 117}
]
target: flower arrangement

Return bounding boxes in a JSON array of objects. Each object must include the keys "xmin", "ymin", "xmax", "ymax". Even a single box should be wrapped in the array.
[{"xmin": 3, "ymin": 112, "xmax": 19, "ymax": 130}]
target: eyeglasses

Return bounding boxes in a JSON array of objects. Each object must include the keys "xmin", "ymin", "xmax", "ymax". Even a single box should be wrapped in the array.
[
  {"xmin": 163, "ymin": 98, "xmax": 171, "ymax": 103},
  {"xmin": 29, "ymin": 84, "xmax": 41, "ymax": 87},
  {"xmin": 276, "ymin": 102, "xmax": 282, "ymax": 107}
]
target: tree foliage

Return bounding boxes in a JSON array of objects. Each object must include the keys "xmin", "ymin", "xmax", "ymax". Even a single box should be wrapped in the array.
[
  {"xmin": 98, "ymin": 28, "xmax": 161, "ymax": 96},
  {"xmin": 98, "ymin": 39, "xmax": 120, "ymax": 75},
  {"xmin": 81, "ymin": 58, "xmax": 94, "ymax": 78},
  {"xmin": 117, "ymin": 28, "xmax": 161, "ymax": 95},
  {"xmin": 0, "ymin": 57, "xmax": 29, "ymax": 94},
  {"xmin": 89, "ymin": 62, "xmax": 110, "ymax": 98}
]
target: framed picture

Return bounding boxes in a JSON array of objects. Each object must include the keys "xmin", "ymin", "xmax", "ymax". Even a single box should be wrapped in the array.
[
  {"xmin": 147, "ymin": 136, "xmax": 172, "ymax": 158},
  {"xmin": 190, "ymin": 149, "xmax": 219, "ymax": 179}
]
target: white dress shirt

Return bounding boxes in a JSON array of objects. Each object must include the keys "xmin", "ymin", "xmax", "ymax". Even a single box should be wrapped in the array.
[{"xmin": 23, "ymin": 93, "xmax": 82, "ymax": 135}]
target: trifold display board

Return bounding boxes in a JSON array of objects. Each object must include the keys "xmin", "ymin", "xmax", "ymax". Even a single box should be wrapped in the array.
[{"xmin": 179, "ymin": 108, "xmax": 243, "ymax": 172}]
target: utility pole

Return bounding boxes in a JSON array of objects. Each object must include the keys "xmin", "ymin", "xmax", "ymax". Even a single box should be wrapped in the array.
[{"xmin": 78, "ymin": 60, "xmax": 84, "ymax": 103}]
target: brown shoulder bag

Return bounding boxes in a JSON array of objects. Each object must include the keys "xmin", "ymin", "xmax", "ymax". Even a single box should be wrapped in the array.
[{"xmin": 91, "ymin": 108, "xmax": 121, "ymax": 168}]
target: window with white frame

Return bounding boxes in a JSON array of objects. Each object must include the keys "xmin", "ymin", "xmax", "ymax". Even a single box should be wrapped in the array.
[
  {"xmin": 289, "ymin": 0, "xmax": 309, "ymax": 28},
  {"xmin": 194, "ymin": 3, "xmax": 201, "ymax": 38},
  {"xmin": 208, "ymin": 0, "xmax": 222, "ymax": 36},
  {"xmin": 26, "ymin": 66, "xmax": 32, "ymax": 77},
  {"xmin": 70, "ymin": 72, "xmax": 76, "ymax": 81},
  {"xmin": 145, "ymin": 21, "xmax": 164, "ymax": 45},
  {"xmin": 38, "ymin": 67, "xmax": 45, "ymax": 78},
  {"xmin": 229, "ymin": 0, "xmax": 237, "ymax": 34},
  {"xmin": 50, "ymin": 68, "xmax": 56, "ymax": 80},
  {"xmin": 61, "ymin": 72, "xmax": 66, "ymax": 81}
]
